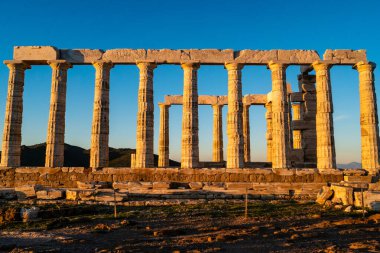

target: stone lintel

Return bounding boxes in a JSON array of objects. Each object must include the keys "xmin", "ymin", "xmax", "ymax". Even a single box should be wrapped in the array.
[
  {"xmin": 13, "ymin": 46, "xmax": 59, "ymax": 63},
  {"xmin": 290, "ymin": 92, "xmax": 304, "ymax": 102},
  {"xmin": 164, "ymin": 94, "xmax": 267, "ymax": 105},
  {"xmin": 323, "ymin": 49, "xmax": 367, "ymax": 65}
]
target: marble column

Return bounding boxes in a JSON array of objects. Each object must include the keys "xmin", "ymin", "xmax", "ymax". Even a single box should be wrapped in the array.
[
  {"xmin": 265, "ymin": 102, "xmax": 273, "ymax": 162},
  {"xmin": 292, "ymin": 103, "xmax": 302, "ymax": 149},
  {"xmin": 45, "ymin": 60, "xmax": 72, "ymax": 167},
  {"xmin": 212, "ymin": 104, "xmax": 223, "ymax": 162},
  {"xmin": 225, "ymin": 63, "xmax": 244, "ymax": 168},
  {"xmin": 181, "ymin": 62, "xmax": 200, "ymax": 168},
  {"xmin": 90, "ymin": 61, "xmax": 113, "ymax": 168},
  {"xmin": 354, "ymin": 61, "xmax": 380, "ymax": 174},
  {"xmin": 312, "ymin": 61, "xmax": 336, "ymax": 171},
  {"xmin": 268, "ymin": 62, "xmax": 290, "ymax": 169},
  {"xmin": 1, "ymin": 61, "xmax": 30, "ymax": 167},
  {"xmin": 243, "ymin": 104, "xmax": 251, "ymax": 163},
  {"xmin": 158, "ymin": 103, "xmax": 170, "ymax": 167},
  {"xmin": 135, "ymin": 62, "xmax": 156, "ymax": 168}
]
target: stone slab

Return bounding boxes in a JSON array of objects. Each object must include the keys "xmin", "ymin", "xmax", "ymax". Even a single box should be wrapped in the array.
[
  {"xmin": 14, "ymin": 46, "xmax": 58, "ymax": 62},
  {"xmin": 60, "ymin": 49, "xmax": 103, "ymax": 63}
]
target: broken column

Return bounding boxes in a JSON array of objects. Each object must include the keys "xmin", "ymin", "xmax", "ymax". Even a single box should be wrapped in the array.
[
  {"xmin": 265, "ymin": 102, "xmax": 273, "ymax": 162},
  {"xmin": 181, "ymin": 62, "xmax": 200, "ymax": 168},
  {"xmin": 225, "ymin": 62, "xmax": 244, "ymax": 168},
  {"xmin": 243, "ymin": 104, "xmax": 251, "ymax": 163},
  {"xmin": 268, "ymin": 61, "xmax": 290, "ymax": 169},
  {"xmin": 158, "ymin": 103, "xmax": 170, "ymax": 167},
  {"xmin": 90, "ymin": 61, "xmax": 113, "ymax": 168},
  {"xmin": 354, "ymin": 61, "xmax": 380, "ymax": 174},
  {"xmin": 1, "ymin": 61, "xmax": 30, "ymax": 167},
  {"xmin": 212, "ymin": 104, "xmax": 223, "ymax": 162},
  {"xmin": 135, "ymin": 61, "xmax": 156, "ymax": 168},
  {"xmin": 45, "ymin": 60, "xmax": 72, "ymax": 167},
  {"xmin": 312, "ymin": 61, "xmax": 336, "ymax": 171},
  {"xmin": 292, "ymin": 103, "xmax": 302, "ymax": 149}
]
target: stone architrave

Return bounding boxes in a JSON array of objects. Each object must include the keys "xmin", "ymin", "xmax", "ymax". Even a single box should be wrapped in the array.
[
  {"xmin": 225, "ymin": 62, "xmax": 244, "ymax": 168},
  {"xmin": 158, "ymin": 103, "xmax": 170, "ymax": 167},
  {"xmin": 268, "ymin": 62, "xmax": 290, "ymax": 169},
  {"xmin": 135, "ymin": 62, "xmax": 156, "ymax": 168},
  {"xmin": 243, "ymin": 104, "xmax": 251, "ymax": 162},
  {"xmin": 292, "ymin": 103, "xmax": 302, "ymax": 149},
  {"xmin": 312, "ymin": 61, "xmax": 336, "ymax": 171},
  {"xmin": 212, "ymin": 104, "xmax": 223, "ymax": 162},
  {"xmin": 1, "ymin": 61, "xmax": 30, "ymax": 167},
  {"xmin": 181, "ymin": 62, "xmax": 200, "ymax": 168},
  {"xmin": 265, "ymin": 102, "xmax": 273, "ymax": 162},
  {"xmin": 354, "ymin": 62, "xmax": 380, "ymax": 174},
  {"xmin": 45, "ymin": 60, "xmax": 72, "ymax": 167},
  {"xmin": 90, "ymin": 61, "xmax": 113, "ymax": 168}
]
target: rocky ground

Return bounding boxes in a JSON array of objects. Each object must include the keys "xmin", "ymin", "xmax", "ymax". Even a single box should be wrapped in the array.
[{"xmin": 0, "ymin": 200, "xmax": 380, "ymax": 253}]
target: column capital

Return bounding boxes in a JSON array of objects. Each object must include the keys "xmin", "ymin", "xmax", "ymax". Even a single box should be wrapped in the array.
[
  {"xmin": 158, "ymin": 102, "xmax": 170, "ymax": 108},
  {"xmin": 353, "ymin": 61, "xmax": 376, "ymax": 72},
  {"xmin": 92, "ymin": 60, "xmax": 114, "ymax": 71},
  {"xmin": 181, "ymin": 61, "xmax": 200, "ymax": 70},
  {"xmin": 267, "ymin": 61, "xmax": 288, "ymax": 71},
  {"xmin": 224, "ymin": 62, "xmax": 244, "ymax": 71},
  {"xmin": 4, "ymin": 60, "xmax": 31, "ymax": 70},
  {"xmin": 136, "ymin": 61, "xmax": 157, "ymax": 70},
  {"xmin": 312, "ymin": 61, "xmax": 331, "ymax": 71},
  {"xmin": 48, "ymin": 60, "xmax": 72, "ymax": 70}
]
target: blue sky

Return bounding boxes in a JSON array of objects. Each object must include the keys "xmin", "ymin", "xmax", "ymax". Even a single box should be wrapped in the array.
[{"xmin": 0, "ymin": 0, "xmax": 379, "ymax": 163}]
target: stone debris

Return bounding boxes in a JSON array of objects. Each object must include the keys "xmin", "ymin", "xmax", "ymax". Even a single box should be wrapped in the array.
[
  {"xmin": 15, "ymin": 185, "xmax": 43, "ymax": 199},
  {"xmin": 316, "ymin": 186, "xmax": 333, "ymax": 205}
]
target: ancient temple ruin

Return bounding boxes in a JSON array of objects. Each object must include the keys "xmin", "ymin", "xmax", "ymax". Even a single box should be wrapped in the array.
[{"xmin": 0, "ymin": 46, "xmax": 378, "ymax": 195}]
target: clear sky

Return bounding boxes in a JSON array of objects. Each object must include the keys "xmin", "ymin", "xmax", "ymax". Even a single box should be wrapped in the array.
[{"xmin": 0, "ymin": 0, "xmax": 379, "ymax": 164}]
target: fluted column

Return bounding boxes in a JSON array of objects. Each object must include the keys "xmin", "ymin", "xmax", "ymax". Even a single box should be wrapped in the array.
[
  {"xmin": 90, "ymin": 61, "xmax": 113, "ymax": 168},
  {"xmin": 312, "ymin": 61, "xmax": 336, "ymax": 171},
  {"xmin": 265, "ymin": 102, "xmax": 273, "ymax": 162},
  {"xmin": 1, "ymin": 61, "xmax": 30, "ymax": 167},
  {"xmin": 292, "ymin": 103, "xmax": 302, "ymax": 149},
  {"xmin": 212, "ymin": 104, "xmax": 223, "ymax": 162},
  {"xmin": 45, "ymin": 60, "xmax": 72, "ymax": 167},
  {"xmin": 225, "ymin": 63, "xmax": 244, "ymax": 168},
  {"xmin": 158, "ymin": 103, "xmax": 170, "ymax": 167},
  {"xmin": 181, "ymin": 62, "xmax": 200, "ymax": 168},
  {"xmin": 354, "ymin": 61, "xmax": 380, "ymax": 174},
  {"xmin": 268, "ymin": 62, "xmax": 290, "ymax": 169},
  {"xmin": 135, "ymin": 62, "xmax": 156, "ymax": 168},
  {"xmin": 243, "ymin": 104, "xmax": 251, "ymax": 163}
]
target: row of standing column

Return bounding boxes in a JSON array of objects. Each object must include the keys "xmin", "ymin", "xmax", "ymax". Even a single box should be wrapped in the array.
[{"xmin": 1, "ymin": 60, "xmax": 379, "ymax": 174}]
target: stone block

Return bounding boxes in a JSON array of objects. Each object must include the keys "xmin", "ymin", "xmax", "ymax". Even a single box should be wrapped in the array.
[
  {"xmin": 66, "ymin": 189, "xmax": 80, "ymax": 201},
  {"xmin": 102, "ymin": 49, "xmax": 146, "ymax": 63},
  {"xmin": 153, "ymin": 182, "xmax": 171, "ymax": 189},
  {"xmin": 60, "ymin": 49, "xmax": 103, "ymax": 63},
  {"xmin": 364, "ymin": 191, "xmax": 380, "ymax": 210},
  {"xmin": 234, "ymin": 50, "xmax": 277, "ymax": 63},
  {"xmin": 188, "ymin": 49, "xmax": 234, "ymax": 63},
  {"xmin": 112, "ymin": 182, "xmax": 129, "ymax": 190},
  {"xmin": 344, "ymin": 175, "xmax": 374, "ymax": 183},
  {"xmin": 36, "ymin": 189, "xmax": 64, "ymax": 200},
  {"xmin": 189, "ymin": 182, "xmax": 204, "ymax": 190},
  {"xmin": 323, "ymin": 49, "xmax": 367, "ymax": 64},
  {"xmin": 316, "ymin": 186, "xmax": 333, "ymax": 205},
  {"xmin": 277, "ymin": 50, "xmax": 320, "ymax": 63},
  {"xmin": 15, "ymin": 185, "xmax": 43, "ymax": 199},
  {"xmin": 290, "ymin": 92, "xmax": 304, "ymax": 102},
  {"xmin": 146, "ymin": 49, "xmax": 184, "ymax": 63},
  {"xmin": 95, "ymin": 190, "xmax": 127, "ymax": 202},
  {"xmin": 369, "ymin": 182, "xmax": 380, "ymax": 191},
  {"xmin": 225, "ymin": 182, "xmax": 253, "ymax": 190},
  {"xmin": 331, "ymin": 184, "xmax": 354, "ymax": 205},
  {"xmin": 14, "ymin": 46, "xmax": 58, "ymax": 61},
  {"xmin": 77, "ymin": 181, "xmax": 95, "ymax": 189},
  {"xmin": 78, "ymin": 190, "xmax": 95, "ymax": 201}
]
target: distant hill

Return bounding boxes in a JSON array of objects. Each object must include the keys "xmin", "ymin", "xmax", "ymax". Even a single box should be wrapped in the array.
[
  {"xmin": 337, "ymin": 162, "xmax": 362, "ymax": 169},
  {"xmin": 2, "ymin": 143, "xmax": 180, "ymax": 167}
]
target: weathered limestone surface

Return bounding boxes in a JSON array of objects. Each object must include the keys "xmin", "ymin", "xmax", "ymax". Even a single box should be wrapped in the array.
[
  {"xmin": 268, "ymin": 62, "xmax": 290, "ymax": 169},
  {"xmin": 60, "ymin": 49, "xmax": 103, "ymax": 63},
  {"xmin": 225, "ymin": 63, "xmax": 244, "ymax": 168},
  {"xmin": 181, "ymin": 62, "xmax": 200, "ymax": 168},
  {"xmin": 90, "ymin": 61, "xmax": 113, "ymax": 168},
  {"xmin": 312, "ymin": 61, "xmax": 336, "ymax": 171},
  {"xmin": 164, "ymin": 94, "xmax": 267, "ymax": 105},
  {"xmin": 135, "ymin": 62, "xmax": 156, "ymax": 168},
  {"xmin": 14, "ymin": 46, "xmax": 58, "ymax": 62},
  {"xmin": 354, "ymin": 62, "xmax": 380, "ymax": 174},
  {"xmin": 265, "ymin": 102, "xmax": 273, "ymax": 162},
  {"xmin": 243, "ymin": 104, "xmax": 251, "ymax": 162},
  {"xmin": 158, "ymin": 103, "xmax": 170, "ymax": 167},
  {"xmin": 212, "ymin": 104, "xmax": 223, "ymax": 162},
  {"xmin": 323, "ymin": 49, "xmax": 367, "ymax": 64},
  {"xmin": 292, "ymin": 104, "xmax": 302, "ymax": 149},
  {"xmin": 1, "ymin": 61, "xmax": 30, "ymax": 167},
  {"xmin": 45, "ymin": 60, "xmax": 72, "ymax": 167}
]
